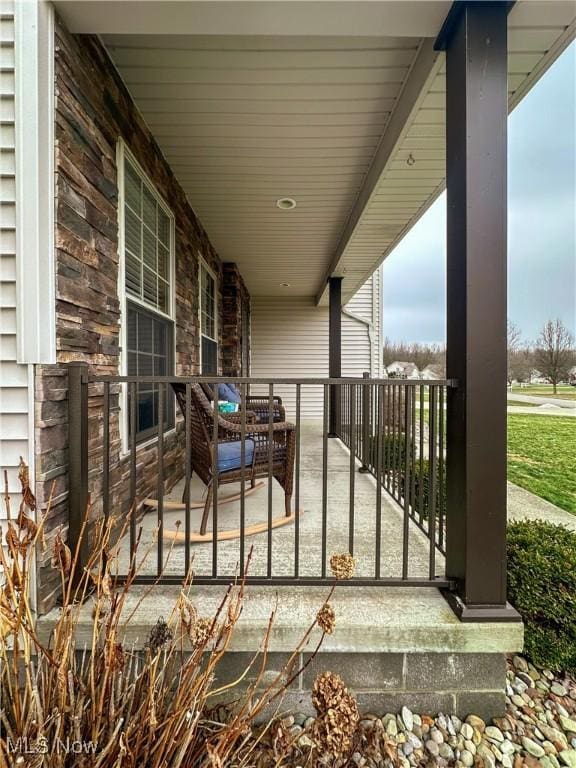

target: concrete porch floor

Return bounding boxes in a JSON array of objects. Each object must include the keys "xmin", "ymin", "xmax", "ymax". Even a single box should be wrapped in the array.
[{"xmin": 116, "ymin": 422, "xmax": 443, "ymax": 581}]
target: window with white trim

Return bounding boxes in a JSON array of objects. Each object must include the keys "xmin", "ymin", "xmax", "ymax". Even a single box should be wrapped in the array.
[
  {"xmin": 121, "ymin": 150, "xmax": 175, "ymax": 441},
  {"xmin": 200, "ymin": 262, "xmax": 218, "ymax": 375}
]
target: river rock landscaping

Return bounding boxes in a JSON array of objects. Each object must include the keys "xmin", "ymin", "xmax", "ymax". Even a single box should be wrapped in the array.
[{"xmin": 261, "ymin": 655, "xmax": 576, "ymax": 767}]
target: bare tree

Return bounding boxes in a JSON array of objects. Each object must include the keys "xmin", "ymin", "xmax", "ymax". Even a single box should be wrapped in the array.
[
  {"xmin": 507, "ymin": 320, "xmax": 523, "ymax": 387},
  {"xmin": 509, "ymin": 348, "xmax": 534, "ymax": 385},
  {"xmin": 534, "ymin": 319, "xmax": 575, "ymax": 393}
]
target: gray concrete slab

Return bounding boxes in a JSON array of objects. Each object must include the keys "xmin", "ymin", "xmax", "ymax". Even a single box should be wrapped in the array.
[{"xmin": 36, "ymin": 584, "xmax": 523, "ymax": 655}]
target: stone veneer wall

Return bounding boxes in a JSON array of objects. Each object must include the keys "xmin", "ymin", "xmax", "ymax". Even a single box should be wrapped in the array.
[
  {"xmin": 221, "ymin": 264, "xmax": 251, "ymax": 377},
  {"xmin": 34, "ymin": 18, "xmax": 240, "ymax": 613}
]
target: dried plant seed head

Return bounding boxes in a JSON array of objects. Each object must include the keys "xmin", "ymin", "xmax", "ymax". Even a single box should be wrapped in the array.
[
  {"xmin": 330, "ymin": 552, "xmax": 356, "ymax": 580},
  {"xmin": 191, "ymin": 617, "xmax": 213, "ymax": 649},
  {"xmin": 312, "ymin": 672, "xmax": 360, "ymax": 762},
  {"xmin": 146, "ymin": 617, "xmax": 173, "ymax": 654},
  {"xmin": 316, "ymin": 603, "xmax": 336, "ymax": 635}
]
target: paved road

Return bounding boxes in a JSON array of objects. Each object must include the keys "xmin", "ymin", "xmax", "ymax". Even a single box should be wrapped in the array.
[{"xmin": 507, "ymin": 392, "xmax": 575, "ymax": 409}]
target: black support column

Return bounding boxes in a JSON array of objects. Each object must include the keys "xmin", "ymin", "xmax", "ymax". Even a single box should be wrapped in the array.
[
  {"xmin": 439, "ymin": 2, "xmax": 520, "ymax": 621},
  {"xmin": 328, "ymin": 276, "xmax": 343, "ymax": 437}
]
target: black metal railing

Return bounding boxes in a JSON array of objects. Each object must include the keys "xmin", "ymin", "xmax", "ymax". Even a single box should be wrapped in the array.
[
  {"xmin": 67, "ymin": 364, "xmax": 456, "ymax": 589},
  {"xmin": 340, "ymin": 376, "xmax": 449, "ymax": 563}
]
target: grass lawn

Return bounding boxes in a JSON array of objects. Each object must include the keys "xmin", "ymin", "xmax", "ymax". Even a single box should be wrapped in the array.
[
  {"xmin": 507, "ymin": 400, "xmax": 538, "ymax": 408},
  {"xmin": 508, "ymin": 414, "xmax": 576, "ymax": 515},
  {"xmin": 511, "ymin": 384, "xmax": 576, "ymax": 401}
]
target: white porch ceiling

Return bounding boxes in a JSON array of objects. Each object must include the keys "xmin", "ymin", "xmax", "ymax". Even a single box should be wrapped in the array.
[
  {"xmin": 102, "ymin": 33, "xmax": 425, "ymax": 296},
  {"xmin": 54, "ymin": 1, "xmax": 575, "ymax": 303}
]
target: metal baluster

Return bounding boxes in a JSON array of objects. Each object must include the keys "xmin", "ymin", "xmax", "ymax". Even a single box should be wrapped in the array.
[
  {"xmin": 240, "ymin": 382, "xmax": 247, "ymax": 577},
  {"xmin": 438, "ymin": 385, "xmax": 445, "ymax": 551},
  {"xmin": 157, "ymin": 382, "xmax": 164, "ymax": 576},
  {"xmin": 212, "ymin": 382, "xmax": 219, "ymax": 578},
  {"xmin": 428, "ymin": 386, "xmax": 437, "ymax": 579},
  {"xmin": 322, "ymin": 383, "xmax": 328, "ymax": 578},
  {"xmin": 392, "ymin": 385, "xmax": 397, "ymax": 499},
  {"xmin": 267, "ymin": 383, "xmax": 274, "ymax": 579},
  {"xmin": 349, "ymin": 383, "xmax": 356, "ymax": 555},
  {"xmin": 385, "ymin": 385, "xmax": 391, "ymax": 491},
  {"xmin": 103, "ymin": 381, "xmax": 110, "ymax": 524},
  {"xmin": 375, "ymin": 384, "xmax": 384, "ymax": 579},
  {"xmin": 419, "ymin": 385, "xmax": 424, "ymax": 525},
  {"xmin": 129, "ymin": 382, "xmax": 137, "ymax": 562},
  {"xmin": 184, "ymin": 383, "xmax": 192, "ymax": 578},
  {"xmin": 294, "ymin": 383, "xmax": 301, "ymax": 578},
  {"xmin": 410, "ymin": 384, "xmax": 417, "ymax": 521},
  {"xmin": 402, "ymin": 386, "xmax": 412, "ymax": 579}
]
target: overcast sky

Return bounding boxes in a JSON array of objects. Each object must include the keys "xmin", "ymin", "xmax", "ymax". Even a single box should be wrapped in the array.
[{"xmin": 382, "ymin": 42, "xmax": 575, "ymax": 345}]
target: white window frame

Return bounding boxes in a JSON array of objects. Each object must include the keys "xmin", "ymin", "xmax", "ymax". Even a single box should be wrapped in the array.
[
  {"xmin": 117, "ymin": 140, "xmax": 176, "ymax": 453},
  {"xmin": 198, "ymin": 258, "xmax": 219, "ymax": 371}
]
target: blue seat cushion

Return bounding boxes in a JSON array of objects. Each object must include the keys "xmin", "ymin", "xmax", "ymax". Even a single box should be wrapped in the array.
[{"xmin": 217, "ymin": 439, "xmax": 255, "ymax": 473}]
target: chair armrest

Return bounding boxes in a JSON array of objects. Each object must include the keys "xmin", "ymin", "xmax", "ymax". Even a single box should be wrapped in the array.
[{"xmin": 246, "ymin": 395, "xmax": 283, "ymax": 406}]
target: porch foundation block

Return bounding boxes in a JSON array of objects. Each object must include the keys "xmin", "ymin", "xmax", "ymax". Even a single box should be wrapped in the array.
[{"xmin": 37, "ymin": 585, "xmax": 522, "ymax": 720}]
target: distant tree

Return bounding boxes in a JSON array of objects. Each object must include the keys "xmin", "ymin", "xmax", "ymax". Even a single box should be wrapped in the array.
[
  {"xmin": 534, "ymin": 319, "xmax": 575, "ymax": 393},
  {"xmin": 507, "ymin": 320, "xmax": 523, "ymax": 386},
  {"xmin": 509, "ymin": 348, "xmax": 534, "ymax": 385},
  {"xmin": 382, "ymin": 339, "xmax": 446, "ymax": 372}
]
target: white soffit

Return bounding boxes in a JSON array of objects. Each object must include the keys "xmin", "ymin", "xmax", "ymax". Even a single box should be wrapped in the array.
[
  {"xmin": 326, "ymin": 0, "xmax": 576, "ymax": 305},
  {"xmin": 53, "ymin": 2, "xmax": 452, "ymax": 37},
  {"xmin": 102, "ymin": 33, "xmax": 426, "ymax": 296}
]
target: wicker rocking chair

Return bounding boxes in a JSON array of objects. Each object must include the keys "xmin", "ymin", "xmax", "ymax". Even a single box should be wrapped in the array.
[{"xmin": 162, "ymin": 383, "xmax": 297, "ymax": 544}]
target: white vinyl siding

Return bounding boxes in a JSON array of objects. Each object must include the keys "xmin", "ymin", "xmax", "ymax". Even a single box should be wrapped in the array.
[
  {"xmin": 250, "ymin": 272, "xmax": 382, "ymax": 420},
  {"xmin": 343, "ymin": 269, "xmax": 382, "ymax": 378},
  {"xmin": 250, "ymin": 297, "xmax": 328, "ymax": 420},
  {"xmin": 0, "ymin": 3, "xmax": 33, "ymax": 526}
]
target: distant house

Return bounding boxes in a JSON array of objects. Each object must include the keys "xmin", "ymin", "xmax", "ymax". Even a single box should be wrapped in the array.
[
  {"xmin": 529, "ymin": 369, "xmax": 549, "ymax": 385},
  {"xmin": 568, "ymin": 366, "xmax": 576, "ymax": 385},
  {"xmin": 420, "ymin": 363, "xmax": 445, "ymax": 380},
  {"xmin": 386, "ymin": 361, "xmax": 420, "ymax": 379}
]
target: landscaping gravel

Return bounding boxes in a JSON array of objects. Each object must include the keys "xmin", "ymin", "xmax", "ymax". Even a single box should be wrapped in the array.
[{"xmin": 275, "ymin": 655, "xmax": 576, "ymax": 767}]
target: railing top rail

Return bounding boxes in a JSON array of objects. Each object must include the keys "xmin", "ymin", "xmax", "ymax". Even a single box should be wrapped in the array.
[{"xmin": 77, "ymin": 370, "xmax": 458, "ymax": 388}]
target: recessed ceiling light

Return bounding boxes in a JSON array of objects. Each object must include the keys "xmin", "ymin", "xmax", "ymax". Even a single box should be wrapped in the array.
[
  {"xmin": 276, "ymin": 197, "xmax": 296, "ymax": 210},
  {"xmin": 280, "ymin": 282, "xmax": 291, "ymax": 287}
]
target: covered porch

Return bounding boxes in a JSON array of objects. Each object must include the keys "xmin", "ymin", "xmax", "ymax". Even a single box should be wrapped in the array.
[{"xmin": 28, "ymin": 0, "xmax": 574, "ymax": 717}]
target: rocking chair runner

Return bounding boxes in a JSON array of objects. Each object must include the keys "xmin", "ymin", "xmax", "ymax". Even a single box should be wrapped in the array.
[{"xmin": 168, "ymin": 383, "xmax": 297, "ymax": 541}]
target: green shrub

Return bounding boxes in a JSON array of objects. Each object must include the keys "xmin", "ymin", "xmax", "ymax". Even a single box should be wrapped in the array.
[
  {"xmin": 409, "ymin": 460, "xmax": 446, "ymax": 522},
  {"xmin": 367, "ymin": 433, "xmax": 405, "ymax": 470},
  {"xmin": 507, "ymin": 520, "xmax": 576, "ymax": 673},
  {"xmin": 396, "ymin": 459, "xmax": 446, "ymax": 524}
]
